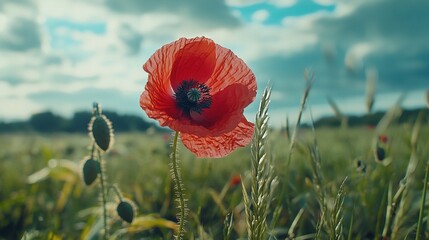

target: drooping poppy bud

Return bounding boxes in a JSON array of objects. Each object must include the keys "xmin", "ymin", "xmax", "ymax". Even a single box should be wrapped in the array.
[
  {"xmin": 82, "ymin": 158, "xmax": 100, "ymax": 185},
  {"xmin": 375, "ymin": 144, "xmax": 386, "ymax": 162},
  {"xmin": 116, "ymin": 200, "xmax": 135, "ymax": 224}
]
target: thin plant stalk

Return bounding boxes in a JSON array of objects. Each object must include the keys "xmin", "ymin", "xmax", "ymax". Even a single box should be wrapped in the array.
[
  {"xmin": 97, "ymin": 149, "xmax": 108, "ymax": 240},
  {"xmin": 416, "ymin": 158, "xmax": 429, "ymax": 240},
  {"xmin": 171, "ymin": 131, "xmax": 187, "ymax": 239},
  {"xmin": 287, "ymin": 70, "xmax": 314, "ymax": 168}
]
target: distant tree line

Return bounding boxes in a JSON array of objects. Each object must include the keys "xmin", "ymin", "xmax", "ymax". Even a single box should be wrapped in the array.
[
  {"xmin": 313, "ymin": 107, "xmax": 429, "ymax": 128},
  {"xmin": 0, "ymin": 110, "xmax": 167, "ymax": 133},
  {"xmin": 0, "ymin": 107, "xmax": 427, "ymax": 133}
]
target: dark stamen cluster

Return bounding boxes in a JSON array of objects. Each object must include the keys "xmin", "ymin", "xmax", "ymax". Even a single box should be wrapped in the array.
[{"xmin": 175, "ymin": 80, "xmax": 212, "ymax": 114}]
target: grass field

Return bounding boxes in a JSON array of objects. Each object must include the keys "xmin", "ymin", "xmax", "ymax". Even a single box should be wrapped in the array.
[{"xmin": 1, "ymin": 114, "xmax": 428, "ymax": 240}]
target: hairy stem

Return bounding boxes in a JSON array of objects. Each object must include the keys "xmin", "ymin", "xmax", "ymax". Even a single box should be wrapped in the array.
[
  {"xmin": 97, "ymin": 149, "xmax": 108, "ymax": 240},
  {"xmin": 171, "ymin": 131, "xmax": 186, "ymax": 239}
]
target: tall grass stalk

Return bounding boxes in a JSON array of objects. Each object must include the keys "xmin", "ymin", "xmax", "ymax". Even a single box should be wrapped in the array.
[
  {"xmin": 308, "ymin": 112, "xmax": 347, "ymax": 239},
  {"xmin": 391, "ymin": 112, "xmax": 423, "ymax": 239},
  {"xmin": 382, "ymin": 181, "xmax": 405, "ymax": 239},
  {"xmin": 327, "ymin": 96, "xmax": 348, "ymax": 129},
  {"xmin": 242, "ymin": 86, "xmax": 278, "ymax": 239},
  {"xmin": 170, "ymin": 131, "xmax": 188, "ymax": 239},
  {"xmin": 416, "ymin": 157, "xmax": 429, "ymax": 240},
  {"xmin": 287, "ymin": 69, "xmax": 314, "ymax": 168},
  {"xmin": 286, "ymin": 208, "xmax": 305, "ymax": 239},
  {"xmin": 365, "ymin": 67, "xmax": 377, "ymax": 113},
  {"xmin": 308, "ymin": 116, "xmax": 326, "ymax": 239}
]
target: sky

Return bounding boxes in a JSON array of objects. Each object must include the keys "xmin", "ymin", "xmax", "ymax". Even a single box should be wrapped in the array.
[{"xmin": 0, "ymin": 0, "xmax": 428, "ymax": 127}]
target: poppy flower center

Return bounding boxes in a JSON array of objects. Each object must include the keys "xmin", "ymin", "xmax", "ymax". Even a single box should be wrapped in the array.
[{"xmin": 175, "ymin": 80, "xmax": 212, "ymax": 115}]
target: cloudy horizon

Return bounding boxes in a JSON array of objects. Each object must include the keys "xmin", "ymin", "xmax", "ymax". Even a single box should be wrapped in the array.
[{"xmin": 1, "ymin": 0, "xmax": 428, "ymax": 127}]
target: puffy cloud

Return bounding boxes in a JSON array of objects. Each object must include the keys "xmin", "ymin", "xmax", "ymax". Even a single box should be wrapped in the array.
[
  {"xmin": 268, "ymin": 0, "xmax": 298, "ymax": 7},
  {"xmin": 225, "ymin": 0, "xmax": 263, "ymax": 7},
  {"xmin": 104, "ymin": 0, "xmax": 241, "ymax": 28},
  {"xmin": 117, "ymin": 23, "xmax": 143, "ymax": 55},
  {"xmin": 251, "ymin": 9, "xmax": 269, "ymax": 22},
  {"xmin": 0, "ymin": 16, "xmax": 41, "ymax": 51}
]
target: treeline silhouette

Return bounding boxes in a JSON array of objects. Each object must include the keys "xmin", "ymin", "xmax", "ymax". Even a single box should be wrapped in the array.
[
  {"xmin": 313, "ymin": 107, "xmax": 429, "ymax": 128},
  {"xmin": 0, "ymin": 107, "xmax": 427, "ymax": 133},
  {"xmin": 0, "ymin": 110, "xmax": 166, "ymax": 133}
]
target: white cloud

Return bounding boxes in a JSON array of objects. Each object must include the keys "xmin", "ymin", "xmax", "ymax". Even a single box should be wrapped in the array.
[
  {"xmin": 36, "ymin": 0, "xmax": 108, "ymax": 22},
  {"xmin": 312, "ymin": 0, "xmax": 335, "ymax": 6},
  {"xmin": 344, "ymin": 42, "xmax": 375, "ymax": 72},
  {"xmin": 225, "ymin": 0, "xmax": 263, "ymax": 7},
  {"xmin": 268, "ymin": 0, "xmax": 298, "ymax": 8},
  {"xmin": 251, "ymin": 9, "xmax": 269, "ymax": 23}
]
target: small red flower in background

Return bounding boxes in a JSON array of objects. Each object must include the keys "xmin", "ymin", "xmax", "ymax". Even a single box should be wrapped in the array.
[
  {"xmin": 230, "ymin": 175, "xmax": 241, "ymax": 187},
  {"xmin": 367, "ymin": 125, "xmax": 375, "ymax": 130},
  {"xmin": 379, "ymin": 134, "xmax": 388, "ymax": 143},
  {"xmin": 140, "ymin": 37, "xmax": 257, "ymax": 158}
]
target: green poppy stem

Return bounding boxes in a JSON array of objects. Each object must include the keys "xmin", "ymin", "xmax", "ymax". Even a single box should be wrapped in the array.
[
  {"xmin": 171, "ymin": 131, "xmax": 186, "ymax": 239},
  {"xmin": 97, "ymin": 149, "xmax": 108, "ymax": 240}
]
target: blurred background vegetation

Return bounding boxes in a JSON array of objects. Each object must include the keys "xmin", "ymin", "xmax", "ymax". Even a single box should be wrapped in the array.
[{"xmin": 1, "ymin": 108, "xmax": 429, "ymax": 239}]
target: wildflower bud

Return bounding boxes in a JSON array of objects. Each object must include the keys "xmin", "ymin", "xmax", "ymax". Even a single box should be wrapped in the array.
[
  {"xmin": 82, "ymin": 158, "xmax": 100, "ymax": 185},
  {"xmin": 354, "ymin": 159, "xmax": 367, "ymax": 173},
  {"xmin": 375, "ymin": 144, "xmax": 386, "ymax": 162},
  {"xmin": 116, "ymin": 200, "xmax": 135, "ymax": 223},
  {"xmin": 89, "ymin": 115, "xmax": 113, "ymax": 152}
]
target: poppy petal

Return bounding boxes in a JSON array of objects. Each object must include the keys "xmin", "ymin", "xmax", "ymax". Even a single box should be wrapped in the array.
[
  {"xmin": 206, "ymin": 44, "xmax": 257, "ymax": 97},
  {"xmin": 141, "ymin": 38, "xmax": 203, "ymax": 127},
  {"xmin": 180, "ymin": 117, "xmax": 254, "ymax": 158},
  {"xmin": 170, "ymin": 38, "xmax": 216, "ymax": 91}
]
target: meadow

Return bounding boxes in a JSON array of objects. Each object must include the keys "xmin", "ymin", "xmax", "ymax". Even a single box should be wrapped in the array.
[{"xmin": 1, "ymin": 105, "xmax": 428, "ymax": 239}]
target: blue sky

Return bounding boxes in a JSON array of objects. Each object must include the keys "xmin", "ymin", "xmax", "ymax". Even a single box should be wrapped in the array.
[{"xmin": 0, "ymin": 0, "xmax": 428, "ymax": 127}]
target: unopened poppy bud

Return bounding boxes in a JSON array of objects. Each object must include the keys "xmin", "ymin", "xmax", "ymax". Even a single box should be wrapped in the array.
[
  {"xmin": 355, "ymin": 159, "xmax": 367, "ymax": 173},
  {"xmin": 375, "ymin": 145, "xmax": 386, "ymax": 162},
  {"xmin": 82, "ymin": 158, "xmax": 100, "ymax": 185},
  {"xmin": 89, "ymin": 115, "xmax": 113, "ymax": 152},
  {"xmin": 116, "ymin": 200, "xmax": 135, "ymax": 223}
]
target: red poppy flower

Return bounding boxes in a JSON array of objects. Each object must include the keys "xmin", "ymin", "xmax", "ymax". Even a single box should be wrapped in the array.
[
  {"xmin": 378, "ymin": 134, "xmax": 388, "ymax": 144},
  {"xmin": 140, "ymin": 37, "xmax": 257, "ymax": 158},
  {"xmin": 229, "ymin": 174, "xmax": 241, "ymax": 187}
]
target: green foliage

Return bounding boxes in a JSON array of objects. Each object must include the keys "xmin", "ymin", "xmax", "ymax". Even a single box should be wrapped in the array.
[{"xmin": 1, "ymin": 117, "xmax": 429, "ymax": 239}]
